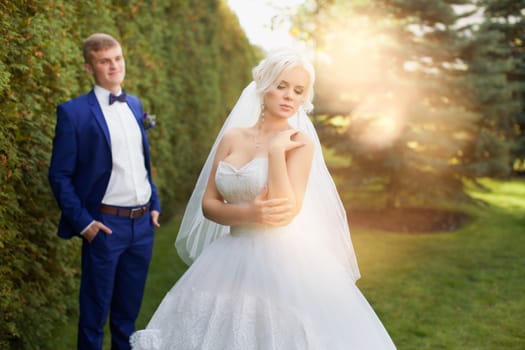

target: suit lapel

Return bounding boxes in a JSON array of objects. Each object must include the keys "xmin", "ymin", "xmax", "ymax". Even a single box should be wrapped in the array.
[
  {"xmin": 88, "ymin": 90, "xmax": 112, "ymax": 149},
  {"xmin": 127, "ymin": 99, "xmax": 143, "ymax": 130},
  {"xmin": 126, "ymin": 97, "xmax": 151, "ymax": 168},
  {"xmin": 88, "ymin": 91, "xmax": 151, "ymax": 169}
]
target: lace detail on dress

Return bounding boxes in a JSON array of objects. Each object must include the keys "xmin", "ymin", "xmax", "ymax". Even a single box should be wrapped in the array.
[
  {"xmin": 131, "ymin": 291, "xmax": 319, "ymax": 350},
  {"xmin": 129, "ymin": 330, "xmax": 161, "ymax": 350},
  {"xmin": 215, "ymin": 158, "xmax": 267, "ymax": 205}
]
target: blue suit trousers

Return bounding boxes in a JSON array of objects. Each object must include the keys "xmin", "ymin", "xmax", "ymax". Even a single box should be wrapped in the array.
[{"xmin": 77, "ymin": 210, "xmax": 154, "ymax": 350}]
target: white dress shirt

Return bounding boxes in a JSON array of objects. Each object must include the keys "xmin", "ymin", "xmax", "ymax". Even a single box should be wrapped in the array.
[{"xmin": 94, "ymin": 85, "xmax": 152, "ymax": 207}]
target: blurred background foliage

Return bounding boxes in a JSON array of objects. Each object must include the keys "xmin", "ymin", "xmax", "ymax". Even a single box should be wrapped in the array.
[
  {"xmin": 0, "ymin": 0, "xmax": 524, "ymax": 348},
  {"xmin": 0, "ymin": 0, "xmax": 256, "ymax": 348}
]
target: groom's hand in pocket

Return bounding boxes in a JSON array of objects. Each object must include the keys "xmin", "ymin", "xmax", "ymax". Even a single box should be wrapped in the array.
[{"xmin": 83, "ymin": 221, "xmax": 112, "ymax": 243}]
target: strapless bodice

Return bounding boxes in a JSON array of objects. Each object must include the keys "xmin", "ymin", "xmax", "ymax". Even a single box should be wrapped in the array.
[
  {"xmin": 215, "ymin": 157, "xmax": 268, "ymax": 205},
  {"xmin": 215, "ymin": 157, "xmax": 271, "ymax": 236}
]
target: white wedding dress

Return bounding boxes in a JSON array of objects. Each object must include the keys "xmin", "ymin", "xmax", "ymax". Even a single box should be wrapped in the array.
[{"xmin": 131, "ymin": 157, "xmax": 396, "ymax": 349}]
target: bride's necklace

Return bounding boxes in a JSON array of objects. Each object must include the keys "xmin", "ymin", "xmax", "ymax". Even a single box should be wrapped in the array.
[
  {"xmin": 253, "ymin": 123, "xmax": 291, "ymax": 150},
  {"xmin": 254, "ymin": 108, "xmax": 292, "ymax": 149},
  {"xmin": 254, "ymin": 126, "xmax": 263, "ymax": 149},
  {"xmin": 254, "ymin": 122, "xmax": 272, "ymax": 150}
]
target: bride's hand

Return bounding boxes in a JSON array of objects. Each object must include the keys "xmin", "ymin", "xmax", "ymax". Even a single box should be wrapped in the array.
[
  {"xmin": 268, "ymin": 129, "xmax": 305, "ymax": 154},
  {"xmin": 252, "ymin": 187, "xmax": 294, "ymax": 226}
]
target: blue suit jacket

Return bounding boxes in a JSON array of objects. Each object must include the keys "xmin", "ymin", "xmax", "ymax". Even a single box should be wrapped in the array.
[{"xmin": 48, "ymin": 89, "xmax": 161, "ymax": 239}]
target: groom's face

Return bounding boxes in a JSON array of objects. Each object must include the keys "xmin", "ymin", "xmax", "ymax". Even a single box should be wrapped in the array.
[{"xmin": 84, "ymin": 45, "xmax": 126, "ymax": 94}]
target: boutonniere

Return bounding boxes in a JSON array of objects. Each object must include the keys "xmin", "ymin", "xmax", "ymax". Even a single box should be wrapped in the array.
[{"xmin": 142, "ymin": 112, "xmax": 156, "ymax": 130}]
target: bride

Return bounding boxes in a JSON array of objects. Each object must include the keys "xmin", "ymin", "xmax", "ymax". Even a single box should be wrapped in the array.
[{"xmin": 131, "ymin": 48, "xmax": 396, "ymax": 349}]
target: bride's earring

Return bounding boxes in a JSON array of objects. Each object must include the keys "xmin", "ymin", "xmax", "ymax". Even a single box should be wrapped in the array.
[{"xmin": 260, "ymin": 103, "xmax": 265, "ymax": 124}]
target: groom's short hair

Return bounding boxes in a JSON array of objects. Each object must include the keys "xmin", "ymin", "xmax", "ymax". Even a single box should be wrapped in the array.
[{"xmin": 82, "ymin": 33, "xmax": 120, "ymax": 64}]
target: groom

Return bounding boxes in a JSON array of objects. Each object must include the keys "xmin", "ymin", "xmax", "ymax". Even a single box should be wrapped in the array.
[{"xmin": 48, "ymin": 33, "xmax": 161, "ymax": 350}]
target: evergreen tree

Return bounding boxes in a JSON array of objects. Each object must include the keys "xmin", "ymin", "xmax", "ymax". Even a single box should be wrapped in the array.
[
  {"xmin": 477, "ymin": 0, "xmax": 525, "ymax": 174},
  {"xmin": 454, "ymin": 2, "xmax": 519, "ymax": 180},
  {"xmin": 293, "ymin": 0, "xmax": 515, "ymax": 208}
]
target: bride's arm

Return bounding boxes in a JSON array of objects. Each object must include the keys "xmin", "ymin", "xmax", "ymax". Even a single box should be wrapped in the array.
[
  {"xmin": 267, "ymin": 130, "xmax": 314, "ymax": 217},
  {"xmin": 202, "ymin": 129, "xmax": 294, "ymax": 226}
]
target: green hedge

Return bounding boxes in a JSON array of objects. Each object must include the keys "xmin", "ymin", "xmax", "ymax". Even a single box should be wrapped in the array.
[{"xmin": 0, "ymin": 0, "xmax": 257, "ymax": 348}]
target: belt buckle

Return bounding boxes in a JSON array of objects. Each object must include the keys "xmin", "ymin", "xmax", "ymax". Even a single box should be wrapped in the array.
[{"xmin": 129, "ymin": 207, "xmax": 143, "ymax": 219}]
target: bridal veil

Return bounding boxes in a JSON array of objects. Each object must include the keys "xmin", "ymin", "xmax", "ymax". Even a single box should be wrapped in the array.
[{"xmin": 175, "ymin": 55, "xmax": 360, "ymax": 282}]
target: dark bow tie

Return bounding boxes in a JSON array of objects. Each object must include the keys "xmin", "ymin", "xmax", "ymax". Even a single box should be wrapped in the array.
[{"xmin": 109, "ymin": 92, "xmax": 127, "ymax": 105}]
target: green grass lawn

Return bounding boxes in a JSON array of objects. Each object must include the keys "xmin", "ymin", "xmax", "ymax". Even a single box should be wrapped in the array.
[
  {"xmin": 354, "ymin": 179, "xmax": 525, "ymax": 349},
  {"xmin": 50, "ymin": 179, "xmax": 525, "ymax": 349}
]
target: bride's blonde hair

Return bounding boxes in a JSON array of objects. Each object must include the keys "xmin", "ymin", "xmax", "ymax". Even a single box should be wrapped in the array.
[{"xmin": 252, "ymin": 48, "xmax": 315, "ymax": 112}]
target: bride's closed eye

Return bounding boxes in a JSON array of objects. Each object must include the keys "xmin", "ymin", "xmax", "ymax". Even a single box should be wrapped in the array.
[{"xmin": 277, "ymin": 83, "xmax": 304, "ymax": 95}]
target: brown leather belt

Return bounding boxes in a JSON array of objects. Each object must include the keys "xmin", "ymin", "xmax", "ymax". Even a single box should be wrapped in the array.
[{"xmin": 99, "ymin": 203, "xmax": 151, "ymax": 219}]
